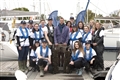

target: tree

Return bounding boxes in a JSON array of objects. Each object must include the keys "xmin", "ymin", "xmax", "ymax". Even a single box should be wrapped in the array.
[
  {"xmin": 85, "ymin": 10, "xmax": 95, "ymax": 23},
  {"xmin": 12, "ymin": 7, "xmax": 29, "ymax": 20}
]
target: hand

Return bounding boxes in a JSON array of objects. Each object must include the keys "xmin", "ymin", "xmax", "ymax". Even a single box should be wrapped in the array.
[
  {"xmin": 69, "ymin": 61, "xmax": 74, "ymax": 65},
  {"xmin": 19, "ymin": 46, "xmax": 22, "ymax": 50},
  {"xmin": 44, "ymin": 66, "xmax": 48, "ymax": 71},
  {"xmin": 93, "ymin": 43, "xmax": 97, "ymax": 46},
  {"xmin": 49, "ymin": 42, "xmax": 52, "ymax": 45},
  {"xmin": 55, "ymin": 43, "xmax": 58, "ymax": 46},
  {"xmin": 90, "ymin": 58, "xmax": 95, "ymax": 64},
  {"xmin": 29, "ymin": 46, "xmax": 31, "ymax": 49},
  {"xmin": 32, "ymin": 59, "xmax": 36, "ymax": 61},
  {"xmin": 63, "ymin": 43, "xmax": 67, "ymax": 46}
]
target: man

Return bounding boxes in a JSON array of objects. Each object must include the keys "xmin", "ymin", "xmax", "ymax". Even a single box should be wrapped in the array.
[
  {"xmin": 39, "ymin": 20, "xmax": 48, "ymax": 33},
  {"xmin": 70, "ymin": 17, "xmax": 75, "ymax": 26},
  {"xmin": 36, "ymin": 39, "xmax": 53, "ymax": 77},
  {"xmin": 28, "ymin": 20, "xmax": 34, "ymax": 33},
  {"xmin": 54, "ymin": 17, "xmax": 70, "ymax": 73}
]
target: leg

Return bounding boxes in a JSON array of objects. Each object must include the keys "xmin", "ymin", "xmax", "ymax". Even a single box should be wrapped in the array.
[{"xmin": 84, "ymin": 61, "xmax": 90, "ymax": 73}]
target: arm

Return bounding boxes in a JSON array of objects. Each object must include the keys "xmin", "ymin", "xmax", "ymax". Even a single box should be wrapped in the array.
[
  {"xmin": 44, "ymin": 31, "xmax": 52, "ymax": 45},
  {"xmin": 65, "ymin": 28, "xmax": 70, "ymax": 44},
  {"xmin": 16, "ymin": 36, "xmax": 21, "ymax": 46},
  {"xmin": 96, "ymin": 36, "xmax": 104, "ymax": 45}
]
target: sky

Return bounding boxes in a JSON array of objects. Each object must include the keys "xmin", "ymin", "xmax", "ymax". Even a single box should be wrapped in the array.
[{"xmin": 0, "ymin": 0, "xmax": 120, "ymax": 20}]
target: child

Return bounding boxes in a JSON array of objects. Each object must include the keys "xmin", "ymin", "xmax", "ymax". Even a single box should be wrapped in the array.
[
  {"xmin": 69, "ymin": 41, "xmax": 85, "ymax": 75},
  {"xmin": 84, "ymin": 41, "xmax": 97, "ymax": 73},
  {"xmin": 30, "ymin": 41, "xmax": 40, "ymax": 72}
]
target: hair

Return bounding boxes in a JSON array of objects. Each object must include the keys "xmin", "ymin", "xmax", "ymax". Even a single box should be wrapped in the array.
[
  {"xmin": 66, "ymin": 21, "xmax": 72, "ymax": 27},
  {"xmin": 95, "ymin": 22, "xmax": 101, "ymax": 30},
  {"xmin": 71, "ymin": 26, "xmax": 78, "ymax": 34},
  {"xmin": 40, "ymin": 19, "xmax": 45, "ymax": 23},
  {"xmin": 84, "ymin": 25, "xmax": 90, "ymax": 30},
  {"xmin": 78, "ymin": 21, "xmax": 84, "ymax": 29},
  {"xmin": 73, "ymin": 41, "xmax": 84, "ymax": 56},
  {"xmin": 32, "ymin": 42, "xmax": 40, "ymax": 51},
  {"xmin": 32, "ymin": 23, "xmax": 39, "ymax": 33},
  {"xmin": 59, "ymin": 17, "xmax": 64, "ymax": 20}
]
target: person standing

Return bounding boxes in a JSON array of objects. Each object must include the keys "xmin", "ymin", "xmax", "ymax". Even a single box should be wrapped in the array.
[
  {"xmin": 16, "ymin": 21, "xmax": 31, "ymax": 72},
  {"xmin": 66, "ymin": 21, "xmax": 72, "ymax": 33},
  {"xmin": 70, "ymin": 17, "xmax": 75, "ymax": 26},
  {"xmin": 39, "ymin": 20, "xmax": 48, "ymax": 33},
  {"xmin": 54, "ymin": 17, "xmax": 70, "ymax": 72},
  {"xmin": 28, "ymin": 20, "xmax": 34, "ymax": 33},
  {"xmin": 78, "ymin": 21, "xmax": 84, "ymax": 35},
  {"xmin": 82, "ymin": 25, "xmax": 92, "ymax": 48},
  {"xmin": 92, "ymin": 22, "xmax": 104, "ymax": 71},
  {"xmin": 36, "ymin": 39, "xmax": 53, "ymax": 77}
]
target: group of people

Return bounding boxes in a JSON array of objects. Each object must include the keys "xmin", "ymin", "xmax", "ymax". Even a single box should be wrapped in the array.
[{"xmin": 15, "ymin": 16, "xmax": 104, "ymax": 77}]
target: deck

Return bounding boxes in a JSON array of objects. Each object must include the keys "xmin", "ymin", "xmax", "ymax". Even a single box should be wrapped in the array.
[{"xmin": 0, "ymin": 60, "xmax": 114, "ymax": 80}]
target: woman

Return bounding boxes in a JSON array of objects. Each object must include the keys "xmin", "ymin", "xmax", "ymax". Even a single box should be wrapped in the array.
[
  {"xmin": 92, "ymin": 22, "xmax": 104, "ymax": 71},
  {"xmin": 78, "ymin": 21, "xmax": 84, "ymax": 35},
  {"xmin": 66, "ymin": 21, "xmax": 72, "ymax": 32},
  {"xmin": 16, "ymin": 20, "xmax": 31, "ymax": 72},
  {"xmin": 69, "ymin": 41, "xmax": 85, "ymax": 75},
  {"xmin": 30, "ymin": 41, "xmax": 40, "ymax": 72},
  {"xmin": 30, "ymin": 23, "xmax": 44, "ymax": 45},
  {"xmin": 36, "ymin": 39, "xmax": 53, "ymax": 77},
  {"xmin": 84, "ymin": 41, "xmax": 97, "ymax": 73},
  {"xmin": 82, "ymin": 25, "xmax": 92, "ymax": 48},
  {"xmin": 69, "ymin": 26, "xmax": 82, "ymax": 49}
]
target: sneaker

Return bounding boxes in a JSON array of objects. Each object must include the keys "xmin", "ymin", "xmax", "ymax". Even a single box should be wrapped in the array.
[
  {"xmin": 40, "ymin": 70, "xmax": 44, "ymax": 77},
  {"xmin": 77, "ymin": 68, "xmax": 83, "ymax": 75}
]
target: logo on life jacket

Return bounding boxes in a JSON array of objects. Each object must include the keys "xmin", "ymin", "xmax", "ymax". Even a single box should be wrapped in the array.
[{"xmin": 19, "ymin": 27, "xmax": 29, "ymax": 39}]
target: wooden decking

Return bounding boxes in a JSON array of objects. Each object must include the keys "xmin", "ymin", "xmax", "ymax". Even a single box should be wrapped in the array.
[{"xmin": 0, "ymin": 60, "xmax": 115, "ymax": 80}]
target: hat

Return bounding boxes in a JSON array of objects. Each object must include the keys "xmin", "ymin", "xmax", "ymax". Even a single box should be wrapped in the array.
[
  {"xmin": 85, "ymin": 41, "xmax": 91, "ymax": 44},
  {"xmin": 42, "ymin": 39, "xmax": 47, "ymax": 43},
  {"xmin": 48, "ymin": 18, "xmax": 53, "ymax": 21},
  {"xmin": 28, "ymin": 20, "xmax": 33, "ymax": 24},
  {"xmin": 21, "ymin": 20, "xmax": 26, "ymax": 24},
  {"xmin": 70, "ymin": 17, "xmax": 74, "ymax": 20}
]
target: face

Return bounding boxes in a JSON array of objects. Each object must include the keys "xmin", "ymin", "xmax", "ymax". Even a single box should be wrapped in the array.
[
  {"xmin": 21, "ymin": 24, "xmax": 26, "ymax": 28},
  {"xmin": 42, "ymin": 42, "xmax": 47, "ymax": 48},
  {"xmin": 96, "ymin": 23, "xmax": 100, "ymax": 29},
  {"xmin": 48, "ymin": 20, "xmax": 53, "ymax": 25},
  {"xmin": 60, "ymin": 18, "xmax": 64, "ymax": 24},
  {"xmin": 79, "ymin": 23, "xmax": 83, "ymax": 28},
  {"xmin": 72, "ymin": 27, "xmax": 77, "ymax": 32},
  {"xmin": 70, "ymin": 19, "xmax": 74, "ymax": 24},
  {"xmin": 74, "ymin": 42, "xmax": 79, "ymax": 49},
  {"xmin": 29, "ymin": 23, "xmax": 33, "ymax": 28},
  {"xmin": 85, "ymin": 44, "xmax": 90, "ymax": 49},
  {"xmin": 84, "ymin": 26, "xmax": 89, "ymax": 33},
  {"xmin": 90, "ymin": 20, "xmax": 94, "ymax": 26},
  {"xmin": 41, "ymin": 21, "xmax": 45, "ymax": 26},
  {"xmin": 35, "ymin": 43, "xmax": 40, "ymax": 47},
  {"xmin": 34, "ymin": 24, "xmax": 39, "ymax": 30},
  {"xmin": 67, "ymin": 22, "xmax": 71, "ymax": 27}
]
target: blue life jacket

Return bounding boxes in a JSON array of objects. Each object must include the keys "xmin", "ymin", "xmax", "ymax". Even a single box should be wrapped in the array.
[
  {"xmin": 79, "ymin": 29, "xmax": 84, "ymax": 36},
  {"xmin": 34, "ymin": 29, "xmax": 43, "ymax": 41},
  {"xmin": 72, "ymin": 50, "xmax": 80, "ymax": 61},
  {"xmin": 40, "ymin": 46, "xmax": 49, "ymax": 58},
  {"xmin": 82, "ymin": 32, "xmax": 90, "ymax": 43},
  {"xmin": 84, "ymin": 47, "xmax": 92, "ymax": 61},
  {"xmin": 70, "ymin": 31, "xmax": 79, "ymax": 41},
  {"xmin": 19, "ymin": 27, "xmax": 29, "ymax": 39}
]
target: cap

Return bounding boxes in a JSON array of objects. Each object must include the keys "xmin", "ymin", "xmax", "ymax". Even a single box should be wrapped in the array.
[
  {"xmin": 28, "ymin": 20, "xmax": 33, "ymax": 24},
  {"xmin": 48, "ymin": 18, "xmax": 53, "ymax": 21},
  {"xmin": 85, "ymin": 41, "xmax": 91, "ymax": 44},
  {"xmin": 42, "ymin": 39, "xmax": 47, "ymax": 43},
  {"xmin": 21, "ymin": 20, "xmax": 26, "ymax": 24},
  {"xmin": 70, "ymin": 17, "xmax": 74, "ymax": 20}
]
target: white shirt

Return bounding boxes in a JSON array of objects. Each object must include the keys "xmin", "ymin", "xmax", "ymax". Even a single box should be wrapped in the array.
[
  {"xmin": 95, "ymin": 30, "xmax": 104, "ymax": 37},
  {"xmin": 30, "ymin": 31, "xmax": 44, "ymax": 44},
  {"xmin": 82, "ymin": 32, "xmax": 92, "ymax": 48},
  {"xmin": 49, "ymin": 26, "xmax": 54, "ymax": 33},
  {"xmin": 16, "ymin": 28, "xmax": 30, "ymax": 46},
  {"xmin": 72, "ymin": 49, "xmax": 84, "ymax": 58},
  {"xmin": 41, "ymin": 26, "xmax": 48, "ymax": 33},
  {"xmin": 85, "ymin": 48, "xmax": 96, "ymax": 60},
  {"xmin": 36, "ymin": 46, "xmax": 52, "ymax": 58},
  {"xmin": 30, "ymin": 49, "xmax": 37, "ymax": 57},
  {"xmin": 70, "ymin": 32, "xmax": 82, "ymax": 49}
]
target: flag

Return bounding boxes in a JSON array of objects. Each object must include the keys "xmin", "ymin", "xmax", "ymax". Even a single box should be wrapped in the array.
[
  {"xmin": 48, "ymin": 10, "xmax": 58, "ymax": 27},
  {"xmin": 75, "ymin": 10, "xmax": 86, "ymax": 25}
]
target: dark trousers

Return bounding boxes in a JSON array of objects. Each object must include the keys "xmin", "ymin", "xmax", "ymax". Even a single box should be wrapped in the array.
[
  {"xmin": 93, "ymin": 45, "xmax": 104, "ymax": 70},
  {"xmin": 38, "ymin": 59, "xmax": 53, "ymax": 73},
  {"xmin": 69, "ymin": 58, "xmax": 84, "ymax": 72},
  {"xmin": 30, "ymin": 59, "xmax": 39, "ymax": 71},
  {"xmin": 17, "ymin": 46, "xmax": 29, "ymax": 61}
]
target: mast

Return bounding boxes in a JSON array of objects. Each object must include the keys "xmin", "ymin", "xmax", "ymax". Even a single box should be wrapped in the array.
[{"xmin": 39, "ymin": 0, "xmax": 41, "ymax": 19}]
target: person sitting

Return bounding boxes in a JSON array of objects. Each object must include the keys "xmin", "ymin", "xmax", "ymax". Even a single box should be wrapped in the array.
[
  {"xmin": 30, "ymin": 41, "xmax": 40, "ymax": 72},
  {"xmin": 84, "ymin": 41, "xmax": 97, "ymax": 73},
  {"xmin": 36, "ymin": 39, "xmax": 53, "ymax": 77},
  {"xmin": 69, "ymin": 41, "xmax": 85, "ymax": 75}
]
